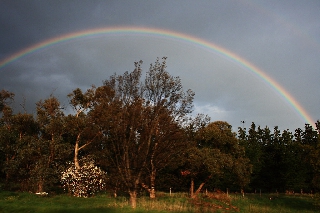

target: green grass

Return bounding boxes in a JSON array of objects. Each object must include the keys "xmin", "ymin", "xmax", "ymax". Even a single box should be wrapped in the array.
[
  {"xmin": 0, "ymin": 191, "xmax": 318, "ymax": 213},
  {"xmin": 231, "ymin": 193, "xmax": 318, "ymax": 213}
]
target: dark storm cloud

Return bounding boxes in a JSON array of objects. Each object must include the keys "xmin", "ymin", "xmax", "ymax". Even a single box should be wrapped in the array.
[{"xmin": 0, "ymin": 0, "xmax": 319, "ymax": 131}]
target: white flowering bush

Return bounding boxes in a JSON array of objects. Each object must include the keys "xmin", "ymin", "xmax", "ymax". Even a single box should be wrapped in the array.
[{"xmin": 61, "ymin": 157, "xmax": 107, "ymax": 197}]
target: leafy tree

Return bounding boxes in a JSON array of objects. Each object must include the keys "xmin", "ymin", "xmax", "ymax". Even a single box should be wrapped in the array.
[
  {"xmin": 0, "ymin": 91, "xmax": 16, "ymax": 186},
  {"xmin": 92, "ymin": 58, "xmax": 194, "ymax": 208},
  {"xmin": 183, "ymin": 121, "xmax": 251, "ymax": 198},
  {"xmin": 0, "ymin": 111, "xmax": 39, "ymax": 191},
  {"xmin": 139, "ymin": 58, "xmax": 194, "ymax": 198},
  {"xmin": 239, "ymin": 122, "xmax": 264, "ymax": 190},
  {"xmin": 1, "ymin": 95, "xmax": 70, "ymax": 192},
  {"xmin": 310, "ymin": 121, "xmax": 320, "ymax": 190},
  {"xmin": 35, "ymin": 96, "xmax": 71, "ymax": 192},
  {"xmin": 239, "ymin": 122, "xmax": 320, "ymax": 193},
  {"xmin": 66, "ymin": 88, "xmax": 102, "ymax": 170},
  {"xmin": 281, "ymin": 129, "xmax": 307, "ymax": 191},
  {"xmin": 301, "ymin": 122, "xmax": 320, "ymax": 191},
  {"xmin": 153, "ymin": 114, "xmax": 210, "ymax": 194},
  {"xmin": 0, "ymin": 90, "xmax": 14, "ymax": 113},
  {"xmin": 260, "ymin": 126, "xmax": 283, "ymax": 191}
]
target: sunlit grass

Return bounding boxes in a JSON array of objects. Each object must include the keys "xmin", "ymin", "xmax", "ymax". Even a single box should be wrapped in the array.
[{"xmin": 0, "ymin": 191, "xmax": 319, "ymax": 213}]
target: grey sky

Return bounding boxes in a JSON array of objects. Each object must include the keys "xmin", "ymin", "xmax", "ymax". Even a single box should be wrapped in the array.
[{"xmin": 0, "ymin": 0, "xmax": 319, "ymax": 131}]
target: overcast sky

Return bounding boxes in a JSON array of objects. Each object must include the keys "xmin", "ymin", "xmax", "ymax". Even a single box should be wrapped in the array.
[{"xmin": 0, "ymin": 0, "xmax": 319, "ymax": 131}]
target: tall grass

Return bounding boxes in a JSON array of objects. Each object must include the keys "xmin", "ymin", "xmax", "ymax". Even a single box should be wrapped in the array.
[{"xmin": 0, "ymin": 191, "xmax": 318, "ymax": 213}]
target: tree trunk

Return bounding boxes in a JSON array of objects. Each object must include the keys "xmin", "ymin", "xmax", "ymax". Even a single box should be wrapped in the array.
[
  {"xmin": 191, "ymin": 175, "xmax": 211, "ymax": 198},
  {"xmin": 5, "ymin": 156, "xmax": 9, "ymax": 183},
  {"xmin": 74, "ymin": 133, "xmax": 81, "ymax": 170},
  {"xmin": 149, "ymin": 166, "xmax": 156, "ymax": 199},
  {"xmin": 148, "ymin": 137, "xmax": 158, "ymax": 199},
  {"xmin": 192, "ymin": 182, "xmax": 206, "ymax": 198},
  {"xmin": 48, "ymin": 133, "xmax": 55, "ymax": 165},
  {"xmin": 190, "ymin": 178, "xmax": 194, "ymax": 198},
  {"xmin": 150, "ymin": 187, "xmax": 156, "ymax": 199},
  {"xmin": 129, "ymin": 190, "xmax": 137, "ymax": 208},
  {"xmin": 37, "ymin": 177, "xmax": 44, "ymax": 192}
]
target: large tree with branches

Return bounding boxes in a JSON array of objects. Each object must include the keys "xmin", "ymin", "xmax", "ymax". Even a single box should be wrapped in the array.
[{"xmin": 89, "ymin": 58, "xmax": 194, "ymax": 208}]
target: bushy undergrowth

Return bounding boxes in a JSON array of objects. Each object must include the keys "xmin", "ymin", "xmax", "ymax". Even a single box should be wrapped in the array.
[{"xmin": 61, "ymin": 158, "xmax": 107, "ymax": 197}]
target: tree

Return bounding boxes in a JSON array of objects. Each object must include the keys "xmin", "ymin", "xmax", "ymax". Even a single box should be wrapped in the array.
[
  {"xmin": 67, "ymin": 88, "xmax": 102, "ymax": 170},
  {"xmin": 240, "ymin": 123, "xmax": 318, "ymax": 193},
  {"xmin": 0, "ymin": 112, "xmax": 38, "ymax": 190},
  {"xmin": 0, "ymin": 91, "xmax": 42, "ymax": 191},
  {"xmin": 0, "ymin": 90, "xmax": 15, "ymax": 170},
  {"xmin": 35, "ymin": 96, "xmax": 71, "ymax": 192},
  {"xmin": 309, "ymin": 121, "xmax": 320, "ymax": 191},
  {"xmin": 183, "ymin": 121, "xmax": 251, "ymax": 198},
  {"xmin": 262, "ymin": 126, "xmax": 289, "ymax": 191},
  {"xmin": 1, "ymin": 95, "xmax": 70, "ymax": 192},
  {"xmin": 280, "ymin": 129, "xmax": 306, "ymax": 191},
  {"xmin": 92, "ymin": 58, "xmax": 194, "ymax": 208},
  {"xmin": 0, "ymin": 90, "xmax": 14, "ymax": 113},
  {"xmin": 300, "ymin": 122, "xmax": 320, "ymax": 191},
  {"xmin": 60, "ymin": 88, "xmax": 106, "ymax": 197},
  {"xmin": 0, "ymin": 91, "xmax": 16, "ymax": 186},
  {"xmin": 140, "ymin": 58, "xmax": 194, "ymax": 198}
]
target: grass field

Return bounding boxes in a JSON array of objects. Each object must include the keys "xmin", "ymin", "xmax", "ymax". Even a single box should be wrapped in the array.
[{"xmin": 0, "ymin": 191, "xmax": 319, "ymax": 213}]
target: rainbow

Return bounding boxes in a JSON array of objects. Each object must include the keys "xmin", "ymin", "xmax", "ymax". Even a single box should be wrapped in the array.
[{"xmin": 0, "ymin": 26, "xmax": 315, "ymax": 128}]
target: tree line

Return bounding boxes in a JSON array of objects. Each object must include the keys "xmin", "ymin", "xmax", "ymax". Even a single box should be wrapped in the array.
[{"xmin": 0, "ymin": 58, "xmax": 319, "ymax": 208}]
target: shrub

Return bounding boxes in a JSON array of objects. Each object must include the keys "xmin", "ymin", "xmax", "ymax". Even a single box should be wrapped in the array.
[{"xmin": 61, "ymin": 157, "xmax": 107, "ymax": 197}]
